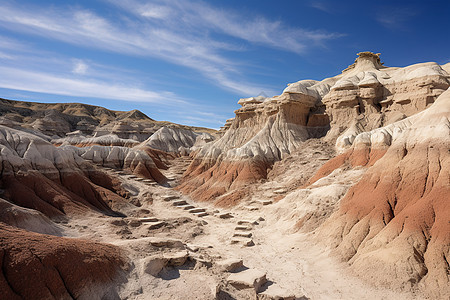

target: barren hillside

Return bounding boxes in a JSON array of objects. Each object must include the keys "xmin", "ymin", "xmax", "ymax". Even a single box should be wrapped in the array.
[{"xmin": 0, "ymin": 52, "xmax": 448, "ymax": 300}]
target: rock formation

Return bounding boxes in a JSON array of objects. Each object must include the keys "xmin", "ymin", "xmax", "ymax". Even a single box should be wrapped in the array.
[
  {"xmin": 310, "ymin": 88, "xmax": 450, "ymax": 298},
  {"xmin": 0, "ymin": 98, "xmax": 214, "ymax": 141},
  {"xmin": 141, "ymin": 126, "xmax": 213, "ymax": 154},
  {"xmin": 0, "ymin": 125, "xmax": 131, "ymax": 217},
  {"xmin": 179, "ymin": 52, "xmax": 450, "ymax": 207},
  {"xmin": 0, "ymin": 223, "xmax": 126, "ymax": 299},
  {"xmin": 66, "ymin": 144, "xmax": 169, "ymax": 184},
  {"xmin": 0, "ymin": 197, "xmax": 61, "ymax": 235},
  {"xmin": 52, "ymin": 134, "xmax": 139, "ymax": 148},
  {"xmin": 0, "ymin": 52, "xmax": 448, "ymax": 299}
]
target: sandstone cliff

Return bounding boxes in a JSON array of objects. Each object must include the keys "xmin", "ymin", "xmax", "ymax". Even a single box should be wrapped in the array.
[
  {"xmin": 310, "ymin": 88, "xmax": 450, "ymax": 298},
  {"xmin": 0, "ymin": 125, "xmax": 136, "ymax": 217},
  {"xmin": 179, "ymin": 52, "xmax": 450, "ymax": 207}
]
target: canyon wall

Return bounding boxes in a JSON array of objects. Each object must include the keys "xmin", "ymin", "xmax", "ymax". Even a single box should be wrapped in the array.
[{"xmin": 179, "ymin": 52, "xmax": 450, "ymax": 206}]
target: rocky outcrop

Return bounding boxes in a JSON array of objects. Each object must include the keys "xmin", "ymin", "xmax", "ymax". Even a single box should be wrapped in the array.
[
  {"xmin": 141, "ymin": 126, "xmax": 213, "ymax": 154},
  {"xmin": 179, "ymin": 90, "xmax": 319, "ymax": 205},
  {"xmin": 52, "ymin": 134, "xmax": 139, "ymax": 148},
  {"xmin": 179, "ymin": 53, "xmax": 450, "ymax": 206},
  {"xmin": 0, "ymin": 198, "xmax": 61, "ymax": 236},
  {"xmin": 93, "ymin": 121, "xmax": 159, "ymax": 142},
  {"xmin": 0, "ymin": 125, "xmax": 130, "ymax": 217},
  {"xmin": 66, "ymin": 145, "xmax": 169, "ymax": 184},
  {"xmin": 309, "ymin": 88, "xmax": 450, "ymax": 298},
  {"xmin": 0, "ymin": 223, "xmax": 126, "ymax": 299},
  {"xmin": 323, "ymin": 52, "xmax": 449, "ymax": 146},
  {"xmin": 219, "ymin": 118, "xmax": 235, "ymax": 134}
]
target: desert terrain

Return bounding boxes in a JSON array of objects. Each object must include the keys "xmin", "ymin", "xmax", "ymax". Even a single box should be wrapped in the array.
[{"xmin": 0, "ymin": 52, "xmax": 448, "ymax": 300}]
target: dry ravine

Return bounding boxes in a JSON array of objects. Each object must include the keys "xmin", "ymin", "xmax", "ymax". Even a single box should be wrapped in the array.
[{"xmin": 0, "ymin": 52, "xmax": 448, "ymax": 300}]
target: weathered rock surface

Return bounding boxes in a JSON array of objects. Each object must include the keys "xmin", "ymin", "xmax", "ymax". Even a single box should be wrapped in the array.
[
  {"xmin": 323, "ymin": 52, "xmax": 450, "ymax": 148},
  {"xmin": 0, "ymin": 52, "xmax": 447, "ymax": 299},
  {"xmin": 310, "ymin": 87, "xmax": 450, "ymax": 298},
  {"xmin": 0, "ymin": 98, "xmax": 216, "ymax": 140},
  {"xmin": 179, "ymin": 52, "xmax": 449, "ymax": 206},
  {"xmin": 0, "ymin": 198, "xmax": 61, "ymax": 235},
  {"xmin": 227, "ymin": 268, "xmax": 267, "ymax": 292},
  {"xmin": 216, "ymin": 258, "xmax": 244, "ymax": 272},
  {"xmin": 65, "ymin": 144, "xmax": 169, "ymax": 184},
  {"xmin": 52, "ymin": 134, "xmax": 139, "ymax": 148},
  {"xmin": 0, "ymin": 125, "xmax": 130, "ymax": 217},
  {"xmin": 0, "ymin": 223, "xmax": 126, "ymax": 299},
  {"xmin": 142, "ymin": 126, "xmax": 213, "ymax": 154}
]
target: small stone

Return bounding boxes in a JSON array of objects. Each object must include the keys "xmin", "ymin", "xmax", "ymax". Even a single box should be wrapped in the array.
[
  {"xmin": 233, "ymin": 232, "xmax": 252, "ymax": 238},
  {"xmin": 227, "ymin": 269, "xmax": 267, "ymax": 292},
  {"xmin": 149, "ymin": 237, "xmax": 185, "ymax": 249},
  {"xmin": 216, "ymin": 258, "xmax": 243, "ymax": 272},
  {"xmin": 147, "ymin": 221, "xmax": 166, "ymax": 230},
  {"xmin": 110, "ymin": 219, "xmax": 126, "ymax": 226},
  {"xmin": 257, "ymin": 284, "xmax": 298, "ymax": 300},
  {"xmin": 127, "ymin": 219, "xmax": 141, "ymax": 227},
  {"xmin": 165, "ymin": 251, "xmax": 189, "ymax": 266},
  {"xmin": 218, "ymin": 212, "xmax": 233, "ymax": 219},
  {"xmin": 143, "ymin": 257, "xmax": 167, "ymax": 276}
]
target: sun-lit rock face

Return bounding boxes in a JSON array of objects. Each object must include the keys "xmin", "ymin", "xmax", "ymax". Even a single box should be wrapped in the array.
[
  {"xmin": 179, "ymin": 52, "xmax": 450, "ymax": 205},
  {"xmin": 323, "ymin": 52, "xmax": 449, "ymax": 148},
  {"xmin": 0, "ymin": 99, "xmax": 216, "ymax": 142},
  {"xmin": 141, "ymin": 126, "xmax": 213, "ymax": 154},
  {"xmin": 178, "ymin": 82, "xmax": 326, "ymax": 205},
  {"xmin": 305, "ymin": 87, "xmax": 450, "ymax": 298},
  {"xmin": 65, "ymin": 144, "xmax": 169, "ymax": 184},
  {"xmin": 0, "ymin": 125, "xmax": 138, "ymax": 217},
  {"xmin": 52, "ymin": 133, "xmax": 140, "ymax": 147}
]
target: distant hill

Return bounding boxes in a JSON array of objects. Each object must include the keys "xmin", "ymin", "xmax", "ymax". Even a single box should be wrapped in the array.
[{"xmin": 0, "ymin": 98, "xmax": 216, "ymax": 140}]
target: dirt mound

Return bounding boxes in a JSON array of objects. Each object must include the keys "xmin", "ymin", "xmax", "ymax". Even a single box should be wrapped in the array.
[
  {"xmin": 0, "ymin": 198, "xmax": 61, "ymax": 235},
  {"xmin": 0, "ymin": 223, "xmax": 126, "ymax": 299},
  {"xmin": 312, "ymin": 88, "xmax": 450, "ymax": 298}
]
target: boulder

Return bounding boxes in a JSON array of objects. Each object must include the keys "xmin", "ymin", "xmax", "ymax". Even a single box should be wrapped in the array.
[{"xmin": 227, "ymin": 269, "xmax": 267, "ymax": 292}]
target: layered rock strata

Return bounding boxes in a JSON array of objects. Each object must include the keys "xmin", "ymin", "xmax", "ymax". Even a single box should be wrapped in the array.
[
  {"xmin": 180, "ymin": 52, "xmax": 449, "ymax": 205},
  {"xmin": 141, "ymin": 127, "xmax": 214, "ymax": 155},
  {"xmin": 0, "ymin": 125, "xmax": 133, "ymax": 217},
  {"xmin": 179, "ymin": 89, "xmax": 319, "ymax": 205},
  {"xmin": 0, "ymin": 98, "xmax": 215, "ymax": 140},
  {"xmin": 309, "ymin": 88, "xmax": 450, "ymax": 298}
]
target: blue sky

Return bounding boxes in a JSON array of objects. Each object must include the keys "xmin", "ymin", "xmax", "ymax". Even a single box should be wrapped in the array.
[{"xmin": 0, "ymin": 0, "xmax": 449, "ymax": 129}]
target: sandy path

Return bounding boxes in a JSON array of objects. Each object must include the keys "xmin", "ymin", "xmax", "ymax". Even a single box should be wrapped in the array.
[{"xmin": 62, "ymin": 157, "xmax": 419, "ymax": 299}]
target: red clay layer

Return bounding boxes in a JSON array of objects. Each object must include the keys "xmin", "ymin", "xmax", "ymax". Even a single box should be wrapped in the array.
[
  {"xmin": 0, "ymin": 223, "xmax": 126, "ymax": 299},
  {"xmin": 178, "ymin": 158, "xmax": 268, "ymax": 204},
  {"xmin": 315, "ymin": 140, "xmax": 449, "ymax": 296}
]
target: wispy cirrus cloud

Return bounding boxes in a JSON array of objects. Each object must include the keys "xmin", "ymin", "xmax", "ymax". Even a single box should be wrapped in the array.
[
  {"xmin": 0, "ymin": 66, "xmax": 184, "ymax": 104},
  {"xmin": 308, "ymin": 1, "xmax": 331, "ymax": 13},
  {"xmin": 112, "ymin": 0, "xmax": 341, "ymax": 52},
  {"xmin": 376, "ymin": 7, "xmax": 418, "ymax": 30},
  {"xmin": 0, "ymin": 1, "xmax": 340, "ymax": 96},
  {"xmin": 72, "ymin": 59, "xmax": 89, "ymax": 75}
]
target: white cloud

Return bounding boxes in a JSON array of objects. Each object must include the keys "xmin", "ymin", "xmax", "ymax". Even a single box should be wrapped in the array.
[
  {"xmin": 72, "ymin": 59, "xmax": 88, "ymax": 75},
  {"xmin": 138, "ymin": 4, "xmax": 172, "ymax": 19},
  {"xmin": 309, "ymin": 1, "xmax": 331, "ymax": 13},
  {"xmin": 0, "ymin": 1, "xmax": 340, "ymax": 96},
  {"xmin": 376, "ymin": 8, "xmax": 417, "ymax": 30},
  {"xmin": 0, "ymin": 51, "xmax": 13, "ymax": 59},
  {"xmin": 112, "ymin": 0, "xmax": 341, "ymax": 53},
  {"xmin": 0, "ymin": 66, "xmax": 185, "ymax": 104}
]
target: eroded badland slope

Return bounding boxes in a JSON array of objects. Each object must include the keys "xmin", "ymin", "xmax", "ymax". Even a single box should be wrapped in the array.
[{"xmin": 0, "ymin": 52, "xmax": 448, "ymax": 299}]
